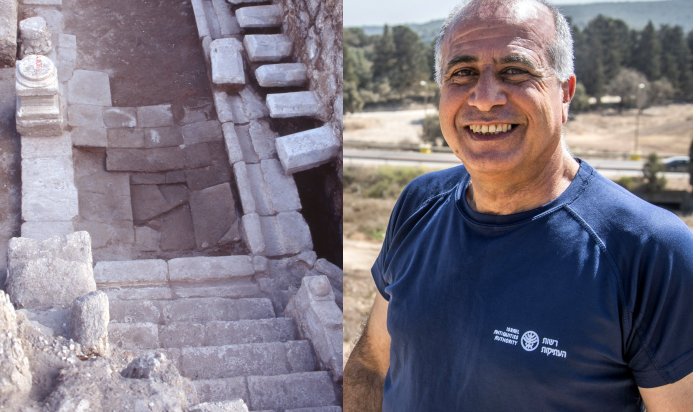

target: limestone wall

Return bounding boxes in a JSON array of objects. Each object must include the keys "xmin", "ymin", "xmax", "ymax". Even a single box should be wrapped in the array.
[
  {"xmin": 279, "ymin": 0, "xmax": 342, "ymax": 146},
  {"xmin": 279, "ymin": 0, "xmax": 343, "ymax": 266}
]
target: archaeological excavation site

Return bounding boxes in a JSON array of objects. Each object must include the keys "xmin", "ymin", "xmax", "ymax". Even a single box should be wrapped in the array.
[{"xmin": 0, "ymin": 0, "xmax": 343, "ymax": 410}]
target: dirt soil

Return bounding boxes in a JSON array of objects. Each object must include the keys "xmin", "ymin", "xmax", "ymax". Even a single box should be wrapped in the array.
[{"xmin": 61, "ymin": 0, "xmax": 212, "ymax": 113}]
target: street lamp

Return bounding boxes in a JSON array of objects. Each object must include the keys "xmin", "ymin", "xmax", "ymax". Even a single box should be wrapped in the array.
[{"xmin": 632, "ymin": 82, "xmax": 646, "ymax": 159}]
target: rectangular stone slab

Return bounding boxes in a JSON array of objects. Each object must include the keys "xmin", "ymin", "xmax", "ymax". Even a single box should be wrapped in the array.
[
  {"xmin": 275, "ymin": 124, "xmax": 340, "ymax": 174},
  {"xmin": 255, "ymin": 63, "xmax": 307, "ymax": 88},
  {"xmin": 266, "ymin": 91, "xmax": 321, "ymax": 119},
  {"xmin": 235, "ymin": 5, "xmax": 282, "ymax": 29},
  {"xmin": 243, "ymin": 34, "xmax": 292, "ymax": 62},
  {"xmin": 210, "ymin": 38, "xmax": 245, "ymax": 87},
  {"xmin": 106, "ymin": 147, "xmax": 186, "ymax": 172}
]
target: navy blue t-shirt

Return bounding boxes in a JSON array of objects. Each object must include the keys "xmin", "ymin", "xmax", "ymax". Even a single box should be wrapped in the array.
[{"xmin": 372, "ymin": 160, "xmax": 692, "ymax": 411}]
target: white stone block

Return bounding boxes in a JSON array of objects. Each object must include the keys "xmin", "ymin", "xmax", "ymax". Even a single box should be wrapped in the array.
[
  {"xmin": 168, "ymin": 255, "xmax": 255, "ymax": 282},
  {"xmin": 241, "ymin": 213, "xmax": 265, "ymax": 255},
  {"xmin": 212, "ymin": 0, "xmax": 240, "ymax": 36},
  {"xmin": 20, "ymin": 221, "xmax": 73, "ymax": 239},
  {"xmin": 249, "ymin": 120, "xmax": 276, "ymax": 159},
  {"xmin": 103, "ymin": 107, "xmax": 137, "ymax": 128},
  {"xmin": 235, "ymin": 5, "xmax": 282, "ymax": 29},
  {"xmin": 191, "ymin": 0, "xmax": 210, "ymax": 39},
  {"xmin": 22, "ymin": 155, "xmax": 78, "ymax": 221},
  {"xmin": 68, "ymin": 103, "xmax": 104, "ymax": 127},
  {"xmin": 21, "ymin": 133, "xmax": 72, "ymax": 158},
  {"xmin": 223, "ymin": 122, "xmax": 244, "ymax": 164},
  {"xmin": 71, "ymin": 127, "xmax": 107, "ymax": 147},
  {"xmin": 71, "ymin": 290, "xmax": 110, "ymax": 356},
  {"xmin": 94, "ymin": 259, "xmax": 169, "ymax": 286},
  {"xmin": 255, "ymin": 63, "xmax": 307, "ymax": 88},
  {"xmin": 243, "ymin": 34, "xmax": 292, "ymax": 62},
  {"xmin": 266, "ymin": 91, "xmax": 321, "ymax": 119},
  {"xmin": 67, "ymin": 70, "xmax": 112, "ymax": 106},
  {"xmin": 214, "ymin": 91, "xmax": 245, "ymax": 124},
  {"xmin": 246, "ymin": 163, "xmax": 273, "ymax": 215},
  {"xmin": 285, "ymin": 275, "xmax": 342, "ymax": 382},
  {"xmin": 275, "ymin": 124, "xmax": 340, "ymax": 174},
  {"xmin": 137, "ymin": 104, "xmax": 173, "ymax": 127},
  {"xmin": 210, "ymin": 38, "xmax": 245, "ymax": 87},
  {"xmin": 260, "ymin": 158, "xmax": 301, "ymax": 213},
  {"xmin": 259, "ymin": 212, "xmax": 312, "ymax": 257}
]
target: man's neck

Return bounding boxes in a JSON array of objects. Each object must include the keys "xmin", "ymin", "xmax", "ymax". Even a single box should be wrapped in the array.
[{"xmin": 466, "ymin": 152, "xmax": 580, "ymax": 215}]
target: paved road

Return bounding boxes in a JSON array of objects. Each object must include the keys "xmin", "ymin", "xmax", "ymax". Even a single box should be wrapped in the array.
[{"xmin": 344, "ymin": 148, "xmax": 688, "ymax": 179}]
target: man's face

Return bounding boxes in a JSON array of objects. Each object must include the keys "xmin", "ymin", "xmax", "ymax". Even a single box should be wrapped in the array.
[{"xmin": 438, "ymin": 3, "xmax": 575, "ymax": 178}]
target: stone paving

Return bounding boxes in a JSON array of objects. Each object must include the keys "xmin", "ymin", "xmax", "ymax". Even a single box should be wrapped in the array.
[{"xmin": 6, "ymin": 0, "xmax": 343, "ymax": 409}]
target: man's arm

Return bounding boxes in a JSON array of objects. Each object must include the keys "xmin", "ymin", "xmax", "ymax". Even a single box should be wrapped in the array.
[
  {"xmin": 344, "ymin": 294, "xmax": 391, "ymax": 412},
  {"xmin": 639, "ymin": 373, "xmax": 692, "ymax": 412}
]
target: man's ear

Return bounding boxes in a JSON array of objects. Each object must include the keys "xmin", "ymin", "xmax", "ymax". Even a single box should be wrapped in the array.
[
  {"xmin": 562, "ymin": 75, "xmax": 576, "ymax": 103},
  {"xmin": 561, "ymin": 75, "xmax": 576, "ymax": 123}
]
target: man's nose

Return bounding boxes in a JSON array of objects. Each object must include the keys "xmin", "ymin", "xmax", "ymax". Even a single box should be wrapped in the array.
[{"xmin": 467, "ymin": 71, "xmax": 506, "ymax": 112}]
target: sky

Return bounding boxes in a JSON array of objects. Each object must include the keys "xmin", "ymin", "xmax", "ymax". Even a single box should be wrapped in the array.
[{"xmin": 343, "ymin": 0, "xmax": 665, "ymax": 27}]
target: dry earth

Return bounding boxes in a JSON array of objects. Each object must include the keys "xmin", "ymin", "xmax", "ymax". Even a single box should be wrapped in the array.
[
  {"xmin": 344, "ymin": 104, "xmax": 693, "ymax": 158},
  {"xmin": 343, "ymin": 104, "xmax": 694, "ymax": 365}
]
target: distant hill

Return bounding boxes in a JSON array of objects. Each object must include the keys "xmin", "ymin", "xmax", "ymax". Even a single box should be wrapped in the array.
[{"xmin": 355, "ymin": 0, "xmax": 692, "ymax": 43}]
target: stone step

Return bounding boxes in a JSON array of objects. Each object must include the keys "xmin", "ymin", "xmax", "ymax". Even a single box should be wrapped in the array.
[
  {"xmin": 243, "ymin": 34, "xmax": 292, "ymax": 62},
  {"xmin": 275, "ymin": 124, "xmax": 340, "ymax": 174},
  {"xmin": 248, "ymin": 371, "xmax": 338, "ymax": 411},
  {"xmin": 109, "ymin": 318, "xmax": 298, "ymax": 349},
  {"xmin": 194, "ymin": 371, "xmax": 337, "ymax": 409},
  {"xmin": 109, "ymin": 296, "xmax": 275, "ymax": 324},
  {"xmin": 180, "ymin": 340, "xmax": 317, "ymax": 380},
  {"xmin": 235, "ymin": 5, "xmax": 282, "ymax": 29},
  {"xmin": 94, "ymin": 256, "xmax": 257, "ymax": 287},
  {"xmin": 266, "ymin": 91, "xmax": 321, "ymax": 119},
  {"xmin": 255, "ymin": 63, "xmax": 307, "ymax": 88}
]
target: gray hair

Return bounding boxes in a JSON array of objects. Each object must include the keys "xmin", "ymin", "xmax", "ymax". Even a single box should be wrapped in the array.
[{"xmin": 433, "ymin": 0, "xmax": 574, "ymax": 85}]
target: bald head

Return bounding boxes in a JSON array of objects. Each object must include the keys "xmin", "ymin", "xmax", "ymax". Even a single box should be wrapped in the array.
[{"xmin": 434, "ymin": 0, "xmax": 574, "ymax": 85}]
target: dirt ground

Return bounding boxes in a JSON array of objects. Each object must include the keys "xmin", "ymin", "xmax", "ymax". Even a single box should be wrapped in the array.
[
  {"xmin": 62, "ymin": 0, "xmax": 212, "ymax": 112},
  {"xmin": 345, "ymin": 104, "xmax": 693, "ymax": 158}
]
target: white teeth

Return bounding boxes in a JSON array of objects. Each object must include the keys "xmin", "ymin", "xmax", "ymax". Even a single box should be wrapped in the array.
[{"xmin": 469, "ymin": 124, "xmax": 512, "ymax": 134}]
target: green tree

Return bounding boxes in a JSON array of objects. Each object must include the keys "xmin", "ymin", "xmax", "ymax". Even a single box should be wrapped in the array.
[
  {"xmin": 372, "ymin": 25, "xmax": 397, "ymax": 85},
  {"xmin": 631, "ymin": 22, "xmax": 662, "ymax": 81},
  {"xmin": 390, "ymin": 26, "xmax": 429, "ymax": 93},
  {"xmin": 642, "ymin": 153, "xmax": 666, "ymax": 192}
]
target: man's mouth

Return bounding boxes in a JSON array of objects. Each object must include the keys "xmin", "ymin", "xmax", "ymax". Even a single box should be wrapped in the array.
[{"xmin": 468, "ymin": 123, "xmax": 516, "ymax": 135}]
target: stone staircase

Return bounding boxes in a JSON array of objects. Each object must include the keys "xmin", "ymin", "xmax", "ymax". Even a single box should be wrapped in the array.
[{"xmin": 95, "ymin": 258, "xmax": 340, "ymax": 411}]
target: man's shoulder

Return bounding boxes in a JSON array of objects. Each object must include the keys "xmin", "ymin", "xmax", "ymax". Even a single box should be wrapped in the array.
[
  {"xmin": 400, "ymin": 165, "xmax": 467, "ymax": 205},
  {"xmin": 570, "ymin": 167, "xmax": 691, "ymax": 250}
]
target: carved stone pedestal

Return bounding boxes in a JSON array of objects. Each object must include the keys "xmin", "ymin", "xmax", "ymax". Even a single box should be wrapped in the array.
[{"xmin": 16, "ymin": 54, "xmax": 64, "ymax": 137}]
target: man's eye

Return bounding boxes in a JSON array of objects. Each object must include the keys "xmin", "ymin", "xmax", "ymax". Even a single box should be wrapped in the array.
[
  {"xmin": 502, "ymin": 67, "xmax": 527, "ymax": 75},
  {"xmin": 452, "ymin": 68, "xmax": 476, "ymax": 77}
]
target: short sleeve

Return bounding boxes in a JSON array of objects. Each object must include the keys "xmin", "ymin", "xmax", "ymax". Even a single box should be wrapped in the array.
[
  {"xmin": 625, "ymin": 224, "xmax": 693, "ymax": 388},
  {"xmin": 371, "ymin": 192, "xmax": 408, "ymax": 301}
]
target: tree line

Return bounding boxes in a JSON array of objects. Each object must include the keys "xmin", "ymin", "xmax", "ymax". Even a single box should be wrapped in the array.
[{"xmin": 344, "ymin": 16, "xmax": 693, "ymax": 113}]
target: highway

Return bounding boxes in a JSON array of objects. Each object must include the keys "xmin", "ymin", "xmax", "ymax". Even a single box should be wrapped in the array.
[{"xmin": 344, "ymin": 148, "xmax": 688, "ymax": 179}]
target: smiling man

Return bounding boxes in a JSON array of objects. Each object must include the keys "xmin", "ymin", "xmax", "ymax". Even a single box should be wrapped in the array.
[{"xmin": 343, "ymin": 0, "xmax": 693, "ymax": 411}]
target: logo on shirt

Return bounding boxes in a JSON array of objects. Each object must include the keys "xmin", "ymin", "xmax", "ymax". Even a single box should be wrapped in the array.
[
  {"xmin": 520, "ymin": 331, "xmax": 539, "ymax": 351},
  {"xmin": 492, "ymin": 326, "xmax": 567, "ymax": 359}
]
